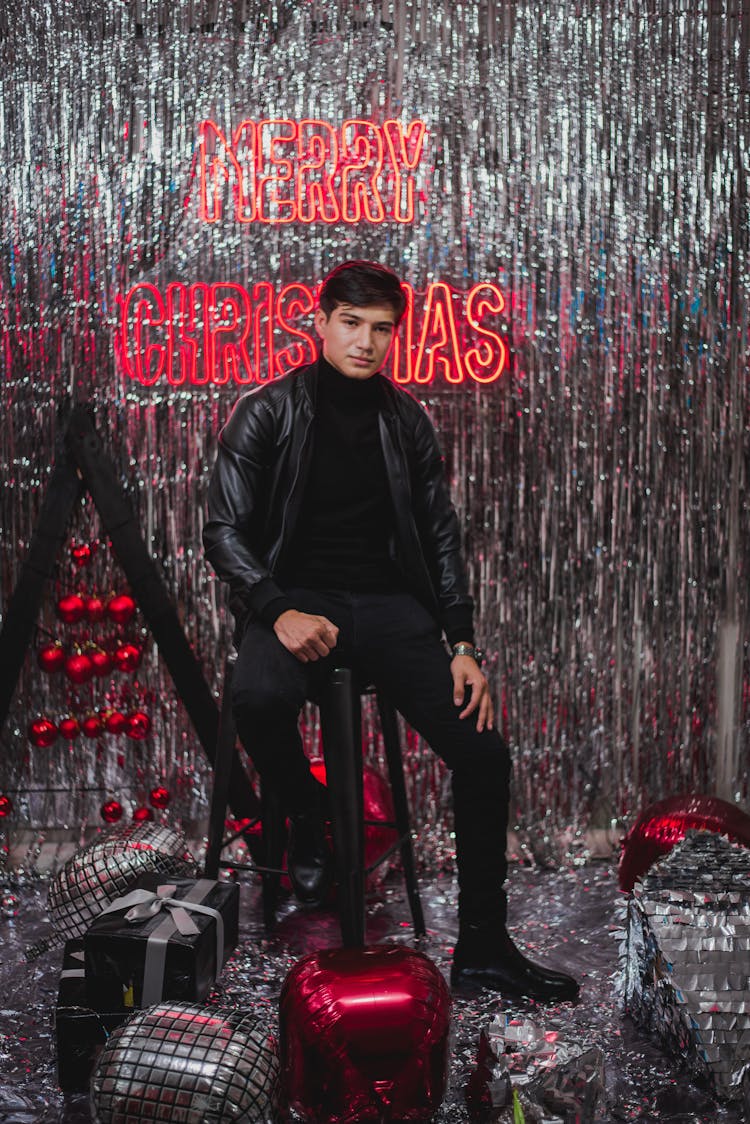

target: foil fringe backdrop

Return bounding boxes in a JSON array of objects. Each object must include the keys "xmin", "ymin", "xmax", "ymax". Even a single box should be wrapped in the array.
[{"xmin": 0, "ymin": 1, "xmax": 748, "ymax": 846}]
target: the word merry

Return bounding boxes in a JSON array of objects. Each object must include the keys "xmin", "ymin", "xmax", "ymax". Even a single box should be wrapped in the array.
[{"xmin": 198, "ymin": 118, "xmax": 427, "ymax": 224}]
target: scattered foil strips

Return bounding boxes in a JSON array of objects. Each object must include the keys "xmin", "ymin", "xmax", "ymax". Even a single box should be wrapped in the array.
[
  {"xmin": 622, "ymin": 830, "xmax": 750, "ymax": 1101},
  {"xmin": 464, "ymin": 1014, "xmax": 604, "ymax": 1122}
]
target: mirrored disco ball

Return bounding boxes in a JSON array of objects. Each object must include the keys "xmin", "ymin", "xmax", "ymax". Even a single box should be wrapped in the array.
[
  {"xmin": 26, "ymin": 822, "xmax": 194, "ymax": 959},
  {"xmin": 91, "ymin": 1002, "xmax": 279, "ymax": 1123}
]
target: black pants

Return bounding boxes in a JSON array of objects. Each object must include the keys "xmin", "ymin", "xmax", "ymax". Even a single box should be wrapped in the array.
[{"xmin": 232, "ymin": 589, "xmax": 511, "ymax": 919}]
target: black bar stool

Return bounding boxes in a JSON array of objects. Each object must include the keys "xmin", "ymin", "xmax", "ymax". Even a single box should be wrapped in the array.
[{"xmin": 204, "ymin": 656, "xmax": 426, "ymax": 947}]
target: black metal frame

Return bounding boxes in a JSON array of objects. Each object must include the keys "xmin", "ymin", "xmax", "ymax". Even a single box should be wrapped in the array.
[{"xmin": 0, "ymin": 404, "xmax": 260, "ymax": 822}]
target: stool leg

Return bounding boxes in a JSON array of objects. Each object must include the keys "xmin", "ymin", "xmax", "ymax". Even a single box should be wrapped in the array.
[
  {"xmin": 260, "ymin": 782, "xmax": 285, "ymax": 929},
  {"xmin": 321, "ymin": 668, "xmax": 365, "ymax": 947},
  {"xmin": 377, "ymin": 693, "xmax": 427, "ymax": 938},
  {"xmin": 204, "ymin": 656, "xmax": 238, "ymax": 880}
]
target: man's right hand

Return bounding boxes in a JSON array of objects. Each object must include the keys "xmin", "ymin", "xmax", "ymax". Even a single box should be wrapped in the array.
[{"xmin": 273, "ymin": 609, "xmax": 339, "ymax": 663}]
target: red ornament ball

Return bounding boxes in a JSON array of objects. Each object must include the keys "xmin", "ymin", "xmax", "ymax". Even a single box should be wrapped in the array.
[
  {"xmin": 58, "ymin": 716, "xmax": 81, "ymax": 741},
  {"xmin": 125, "ymin": 711, "xmax": 152, "ymax": 740},
  {"xmin": 57, "ymin": 594, "xmax": 86, "ymax": 624},
  {"xmin": 149, "ymin": 785, "xmax": 170, "ymax": 809},
  {"xmin": 103, "ymin": 709, "xmax": 127, "ymax": 735},
  {"xmin": 65, "ymin": 652, "xmax": 94, "ymax": 685},
  {"xmin": 71, "ymin": 542, "xmax": 93, "ymax": 567},
  {"xmin": 100, "ymin": 799, "xmax": 124, "ymax": 824},
  {"xmin": 114, "ymin": 643, "xmax": 142, "ymax": 673},
  {"xmin": 132, "ymin": 805, "xmax": 154, "ymax": 823},
  {"xmin": 107, "ymin": 594, "xmax": 137, "ymax": 625},
  {"xmin": 85, "ymin": 596, "xmax": 107, "ymax": 623},
  {"xmin": 89, "ymin": 648, "xmax": 113, "ymax": 677},
  {"xmin": 81, "ymin": 713, "xmax": 103, "ymax": 739},
  {"xmin": 37, "ymin": 642, "xmax": 67, "ymax": 674},
  {"xmin": 0, "ymin": 795, "xmax": 13, "ymax": 818},
  {"xmin": 28, "ymin": 718, "xmax": 59, "ymax": 748}
]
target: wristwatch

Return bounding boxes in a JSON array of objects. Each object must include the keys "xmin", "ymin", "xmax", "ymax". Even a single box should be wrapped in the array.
[{"xmin": 451, "ymin": 642, "xmax": 485, "ymax": 665}]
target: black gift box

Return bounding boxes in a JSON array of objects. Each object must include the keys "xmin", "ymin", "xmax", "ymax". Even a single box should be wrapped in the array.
[
  {"xmin": 84, "ymin": 873, "xmax": 239, "ymax": 1012},
  {"xmin": 55, "ymin": 939, "xmax": 129, "ymax": 1092}
]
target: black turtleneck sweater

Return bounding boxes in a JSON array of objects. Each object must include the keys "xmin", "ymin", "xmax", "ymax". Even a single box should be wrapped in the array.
[{"xmin": 277, "ymin": 357, "xmax": 403, "ymax": 596}]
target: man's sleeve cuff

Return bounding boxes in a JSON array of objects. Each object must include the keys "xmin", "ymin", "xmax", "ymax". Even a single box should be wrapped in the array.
[
  {"xmin": 246, "ymin": 577, "xmax": 295, "ymax": 628},
  {"xmin": 442, "ymin": 606, "xmax": 475, "ymax": 649}
]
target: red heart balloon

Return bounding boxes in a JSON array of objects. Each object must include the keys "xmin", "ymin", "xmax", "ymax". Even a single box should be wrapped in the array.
[
  {"xmin": 280, "ymin": 945, "xmax": 451, "ymax": 1123},
  {"xmin": 619, "ymin": 793, "xmax": 750, "ymax": 890}
]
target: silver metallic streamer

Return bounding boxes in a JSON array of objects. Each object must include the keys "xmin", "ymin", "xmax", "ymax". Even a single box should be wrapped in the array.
[{"xmin": 0, "ymin": 1, "xmax": 748, "ymax": 850}]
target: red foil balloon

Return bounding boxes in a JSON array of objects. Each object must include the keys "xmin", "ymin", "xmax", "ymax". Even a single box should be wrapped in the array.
[
  {"xmin": 132, "ymin": 806, "xmax": 154, "ymax": 823},
  {"xmin": 37, "ymin": 642, "xmax": 66, "ymax": 674},
  {"xmin": 64, "ymin": 652, "xmax": 94, "ymax": 685},
  {"xmin": 58, "ymin": 717, "xmax": 81, "ymax": 741},
  {"xmin": 107, "ymin": 594, "xmax": 136, "ymax": 625},
  {"xmin": 619, "ymin": 794, "xmax": 750, "ymax": 890},
  {"xmin": 280, "ymin": 945, "xmax": 451, "ymax": 1123},
  {"xmin": 103, "ymin": 709, "xmax": 127, "ymax": 735},
  {"xmin": 149, "ymin": 785, "xmax": 170, "ymax": 809},
  {"xmin": 100, "ymin": 799, "xmax": 124, "ymax": 824},
  {"xmin": 89, "ymin": 648, "xmax": 113, "ymax": 677},
  {"xmin": 0, "ymin": 795, "xmax": 13, "ymax": 817},
  {"xmin": 309, "ymin": 757, "xmax": 398, "ymax": 887},
  {"xmin": 57, "ymin": 594, "xmax": 86, "ymax": 624},
  {"xmin": 114, "ymin": 643, "xmax": 142, "ymax": 673},
  {"xmin": 125, "ymin": 711, "xmax": 152, "ymax": 740},
  {"xmin": 28, "ymin": 718, "xmax": 59, "ymax": 748},
  {"xmin": 85, "ymin": 596, "xmax": 107, "ymax": 623},
  {"xmin": 81, "ymin": 714, "xmax": 103, "ymax": 739}
]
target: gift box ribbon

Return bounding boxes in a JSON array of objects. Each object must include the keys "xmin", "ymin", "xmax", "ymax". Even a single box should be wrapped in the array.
[{"xmin": 100, "ymin": 880, "xmax": 224, "ymax": 1007}]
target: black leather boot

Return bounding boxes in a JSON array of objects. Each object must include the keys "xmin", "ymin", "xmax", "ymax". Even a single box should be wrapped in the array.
[
  {"xmin": 287, "ymin": 782, "xmax": 333, "ymax": 906},
  {"xmin": 451, "ymin": 924, "xmax": 580, "ymax": 1002}
]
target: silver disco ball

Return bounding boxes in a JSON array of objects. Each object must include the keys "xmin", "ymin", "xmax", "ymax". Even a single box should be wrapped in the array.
[
  {"xmin": 26, "ymin": 821, "xmax": 194, "ymax": 959},
  {"xmin": 91, "ymin": 1002, "xmax": 280, "ymax": 1123}
]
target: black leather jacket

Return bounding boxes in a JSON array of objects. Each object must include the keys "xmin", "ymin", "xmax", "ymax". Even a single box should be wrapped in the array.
[{"xmin": 203, "ymin": 358, "xmax": 474, "ymax": 639}]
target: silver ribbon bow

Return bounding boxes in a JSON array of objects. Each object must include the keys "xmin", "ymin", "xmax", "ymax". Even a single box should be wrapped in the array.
[{"xmin": 100, "ymin": 880, "xmax": 225, "ymax": 1007}]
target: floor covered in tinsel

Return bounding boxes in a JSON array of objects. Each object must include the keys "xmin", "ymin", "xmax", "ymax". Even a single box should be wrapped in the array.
[{"xmin": 0, "ymin": 861, "xmax": 743, "ymax": 1123}]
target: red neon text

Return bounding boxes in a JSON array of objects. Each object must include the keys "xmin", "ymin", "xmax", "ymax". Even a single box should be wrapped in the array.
[
  {"xmin": 118, "ymin": 280, "xmax": 507, "ymax": 387},
  {"xmin": 198, "ymin": 118, "xmax": 427, "ymax": 225}
]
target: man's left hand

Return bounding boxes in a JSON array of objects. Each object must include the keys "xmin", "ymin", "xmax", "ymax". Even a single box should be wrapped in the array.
[{"xmin": 451, "ymin": 655, "xmax": 494, "ymax": 732}]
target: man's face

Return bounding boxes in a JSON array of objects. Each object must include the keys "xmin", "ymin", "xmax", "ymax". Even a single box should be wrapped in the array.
[{"xmin": 314, "ymin": 302, "xmax": 398, "ymax": 380}]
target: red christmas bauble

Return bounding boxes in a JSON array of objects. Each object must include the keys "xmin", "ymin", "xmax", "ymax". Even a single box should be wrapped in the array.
[
  {"xmin": 114, "ymin": 643, "xmax": 142, "ymax": 673},
  {"xmin": 71, "ymin": 542, "xmax": 93, "ymax": 566},
  {"xmin": 149, "ymin": 785, "xmax": 170, "ymax": 809},
  {"xmin": 28, "ymin": 718, "xmax": 58, "ymax": 747},
  {"xmin": 85, "ymin": 596, "xmax": 107, "ymax": 623},
  {"xmin": 81, "ymin": 713, "xmax": 103, "ymax": 739},
  {"xmin": 133, "ymin": 805, "xmax": 154, "ymax": 822},
  {"xmin": 37, "ymin": 642, "xmax": 67, "ymax": 673},
  {"xmin": 0, "ymin": 795, "xmax": 13, "ymax": 818},
  {"xmin": 58, "ymin": 716, "xmax": 81, "ymax": 741},
  {"xmin": 100, "ymin": 799, "xmax": 124, "ymax": 824},
  {"xmin": 280, "ymin": 945, "xmax": 451, "ymax": 1123},
  {"xmin": 65, "ymin": 652, "xmax": 94, "ymax": 685},
  {"xmin": 89, "ymin": 648, "xmax": 113, "ymax": 677},
  {"xmin": 107, "ymin": 594, "xmax": 137, "ymax": 625},
  {"xmin": 57, "ymin": 594, "xmax": 86, "ymax": 624},
  {"xmin": 619, "ymin": 794, "xmax": 750, "ymax": 890},
  {"xmin": 103, "ymin": 709, "xmax": 127, "ymax": 735},
  {"xmin": 125, "ymin": 711, "xmax": 152, "ymax": 740}
]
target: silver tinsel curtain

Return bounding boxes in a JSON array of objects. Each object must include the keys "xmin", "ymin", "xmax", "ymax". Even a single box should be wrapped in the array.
[{"xmin": 0, "ymin": 0, "xmax": 748, "ymax": 846}]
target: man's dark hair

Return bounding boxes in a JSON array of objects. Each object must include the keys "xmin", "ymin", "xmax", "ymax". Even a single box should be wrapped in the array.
[{"xmin": 319, "ymin": 260, "xmax": 407, "ymax": 324}]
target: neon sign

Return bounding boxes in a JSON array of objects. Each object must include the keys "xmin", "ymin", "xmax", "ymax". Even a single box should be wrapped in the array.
[
  {"xmin": 198, "ymin": 118, "xmax": 427, "ymax": 225},
  {"xmin": 118, "ymin": 281, "xmax": 507, "ymax": 387}
]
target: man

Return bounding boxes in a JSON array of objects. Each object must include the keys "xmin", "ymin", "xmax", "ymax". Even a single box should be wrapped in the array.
[{"xmin": 203, "ymin": 260, "xmax": 578, "ymax": 1001}]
